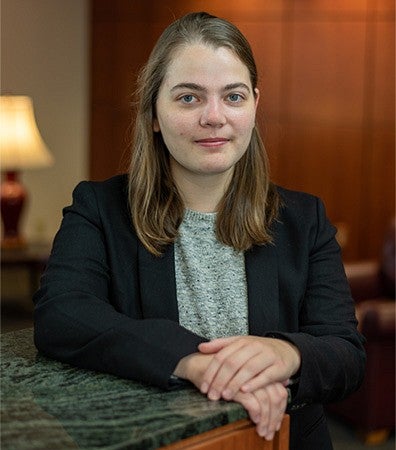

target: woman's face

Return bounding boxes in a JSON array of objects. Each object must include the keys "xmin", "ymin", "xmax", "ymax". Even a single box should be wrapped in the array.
[{"xmin": 153, "ymin": 43, "xmax": 259, "ymax": 186}]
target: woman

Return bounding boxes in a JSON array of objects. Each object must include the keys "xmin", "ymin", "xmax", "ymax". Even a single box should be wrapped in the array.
[{"xmin": 34, "ymin": 12, "xmax": 365, "ymax": 449}]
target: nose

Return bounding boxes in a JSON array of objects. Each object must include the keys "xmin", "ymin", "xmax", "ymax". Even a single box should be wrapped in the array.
[{"xmin": 199, "ymin": 98, "xmax": 226, "ymax": 128}]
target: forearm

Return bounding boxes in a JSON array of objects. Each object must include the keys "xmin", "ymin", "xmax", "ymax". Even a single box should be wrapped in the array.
[{"xmin": 34, "ymin": 293, "xmax": 206, "ymax": 389}]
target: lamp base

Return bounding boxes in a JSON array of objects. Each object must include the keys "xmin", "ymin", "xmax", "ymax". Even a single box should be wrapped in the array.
[
  {"xmin": 1, "ymin": 171, "xmax": 27, "ymax": 249},
  {"xmin": 1, "ymin": 235, "xmax": 27, "ymax": 249}
]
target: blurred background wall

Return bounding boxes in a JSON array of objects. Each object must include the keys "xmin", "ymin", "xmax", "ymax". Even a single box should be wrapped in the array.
[
  {"xmin": 1, "ymin": 0, "xmax": 89, "ymax": 243},
  {"xmin": 1, "ymin": 0, "xmax": 395, "ymax": 262}
]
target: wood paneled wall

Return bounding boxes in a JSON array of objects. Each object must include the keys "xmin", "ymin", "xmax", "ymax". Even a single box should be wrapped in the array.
[{"xmin": 90, "ymin": 0, "xmax": 395, "ymax": 261}]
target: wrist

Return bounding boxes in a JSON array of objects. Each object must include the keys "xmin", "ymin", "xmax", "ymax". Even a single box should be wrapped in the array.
[
  {"xmin": 266, "ymin": 333, "xmax": 301, "ymax": 378},
  {"xmin": 174, "ymin": 352, "xmax": 204, "ymax": 380},
  {"xmin": 271, "ymin": 336, "xmax": 301, "ymax": 376},
  {"xmin": 173, "ymin": 353, "xmax": 196, "ymax": 380},
  {"xmin": 286, "ymin": 342, "xmax": 301, "ymax": 376},
  {"xmin": 174, "ymin": 353, "xmax": 212, "ymax": 387}
]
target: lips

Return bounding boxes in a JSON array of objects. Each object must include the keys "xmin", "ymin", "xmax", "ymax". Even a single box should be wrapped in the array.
[{"xmin": 195, "ymin": 138, "xmax": 230, "ymax": 147}]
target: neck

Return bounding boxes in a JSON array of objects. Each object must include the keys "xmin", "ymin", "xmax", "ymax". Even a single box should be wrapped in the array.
[{"xmin": 174, "ymin": 171, "xmax": 233, "ymax": 213}]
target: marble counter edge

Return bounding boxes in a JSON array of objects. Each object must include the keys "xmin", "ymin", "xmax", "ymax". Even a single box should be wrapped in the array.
[{"xmin": 1, "ymin": 328, "xmax": 248, "ymax": 450}]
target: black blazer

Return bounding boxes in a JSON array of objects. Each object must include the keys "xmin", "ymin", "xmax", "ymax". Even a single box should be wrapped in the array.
[{"xmin": 34, "ymin": 175, "xmax": 365, "ymax": 450}]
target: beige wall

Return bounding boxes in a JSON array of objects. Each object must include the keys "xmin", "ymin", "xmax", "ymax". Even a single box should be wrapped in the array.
[{"xmin": 1, "ymin": 0, "xmax": 88, "ymax": 243}]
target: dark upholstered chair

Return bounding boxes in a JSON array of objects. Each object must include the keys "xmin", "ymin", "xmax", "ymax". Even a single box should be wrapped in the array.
[{"xmin": 327, "ymin": 220, "xmax": 395, "ymax": 445}]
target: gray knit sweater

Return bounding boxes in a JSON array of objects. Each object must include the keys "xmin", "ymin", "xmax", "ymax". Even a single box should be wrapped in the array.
[{"xmin": 175, "ymin": 209, "xmax": 249, "ymax": 340}]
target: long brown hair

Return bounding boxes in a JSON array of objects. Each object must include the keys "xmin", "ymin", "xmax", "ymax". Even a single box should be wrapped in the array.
[{"xmin": 128, "ymin": 12, "xmax": 279, "ymax": 256}]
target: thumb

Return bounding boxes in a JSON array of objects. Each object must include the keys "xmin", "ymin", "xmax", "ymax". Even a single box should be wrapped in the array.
[{"xmin": 198, "ymin": 336, "xmax": 239, "ymax": 353}]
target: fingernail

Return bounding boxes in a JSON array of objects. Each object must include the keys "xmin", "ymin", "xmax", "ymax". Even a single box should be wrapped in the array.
[
  {"xmin": 201, "ymin": 382, "xmax": 208, "ymax": 394},
  {"xmin": 222, "ymin": 389, "xmax": 232, "ymax": 400},
  {"xmin": 258, "ymin": 427, "xmax": 266, "ymax": 436},
  {"xmin": 208, "ymin": 390, "xmax": 220, "ymax": 401}
]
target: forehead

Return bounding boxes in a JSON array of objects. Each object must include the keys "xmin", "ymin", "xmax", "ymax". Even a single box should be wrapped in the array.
[{"xmin": 162, "ymin": 43, "xmax": 252, "ymax": 88}]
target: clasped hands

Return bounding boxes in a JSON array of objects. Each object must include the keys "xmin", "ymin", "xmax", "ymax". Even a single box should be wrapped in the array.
[{"xmin": 174, "ymin": 336, "xmax": 301, "ymax": 441}]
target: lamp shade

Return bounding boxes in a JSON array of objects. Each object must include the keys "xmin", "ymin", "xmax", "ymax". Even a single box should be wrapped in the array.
[{"xmin": 0, "ymin": 95, "xmax": 54, "ymax": 170}]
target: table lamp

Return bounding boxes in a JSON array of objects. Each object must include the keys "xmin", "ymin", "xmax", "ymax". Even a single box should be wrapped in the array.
[{"xmin": 0, "ymin": 95, "xmax": 54, "ymax": 249}]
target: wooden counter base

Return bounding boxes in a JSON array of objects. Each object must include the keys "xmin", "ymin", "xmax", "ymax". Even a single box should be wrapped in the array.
[{"xmin": 162, "ymin": 416, "xmax": 290, "ymax": 450}]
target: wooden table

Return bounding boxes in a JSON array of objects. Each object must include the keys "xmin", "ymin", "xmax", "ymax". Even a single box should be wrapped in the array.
[
  {"xmin": 1, "ymin": 243, "xmax": 51, "ymax": 298},
  {"xmin": 163, "ymin": 416, "xmax": 289, "ymax": 449}
]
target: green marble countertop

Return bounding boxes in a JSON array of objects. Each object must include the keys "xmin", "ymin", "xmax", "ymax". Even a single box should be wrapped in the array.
[{"xmin": 1, "ymin": 328, "xmax": 247, "ymax": 449}]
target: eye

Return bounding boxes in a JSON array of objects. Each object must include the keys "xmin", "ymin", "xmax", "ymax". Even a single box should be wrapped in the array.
[
  {"xmin": 227, "ymin": 93, "xmax": 244, "ymax": 103},
  {"xmin": 179, "ymin": 94, "xmax": 196, "ymax": 104}
]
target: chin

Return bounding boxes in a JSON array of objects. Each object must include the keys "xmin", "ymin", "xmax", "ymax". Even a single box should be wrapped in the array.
[{"xmin": 198, "ymin": 166, "xmax": 234, "ymax": 176}]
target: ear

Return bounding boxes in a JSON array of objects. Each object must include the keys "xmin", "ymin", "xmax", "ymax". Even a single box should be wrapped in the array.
[
  {"xmin": 254, "ymin": 88, "xmax": 260, "ymax": 111},
  {"xmin": 153, "ymin": 117, "xmax": 160, "ymax": 133}
]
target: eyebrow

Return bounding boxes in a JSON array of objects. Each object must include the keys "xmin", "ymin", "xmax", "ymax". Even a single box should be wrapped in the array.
[{"xmin": 170, "ymin": 82, "xmax": 251, "ymax": 93}]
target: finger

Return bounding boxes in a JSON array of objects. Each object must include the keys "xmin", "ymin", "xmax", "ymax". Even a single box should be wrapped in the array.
[
  {"xmin": 233, "ymin": 391, "xmax": 262, "ymax": 424},
  {"xmin": 270, "ymin": 384, "xmax": 288, "ymax": 438},
  {"xmin": 201, "ymin": 340, "xmax": 250, "ymax": 397},
  {"xmin": 221, "ymin": 353, "xmax": 272, "ymax": 400},
  {"xmin": 263, "ymin": 384, "xmax": 281, "ymax": 439},
  {"xmin": 252, "ymin": 388, "xmax": 270, "ymax": 437},
  {"xmin": 261, "ymin": 383, "xmax": 288, "ymax": 441},
  {"xmin": 200, "ymin": 347, "xmax": 237, "ymax": 396},
  {"xmin": 241, "ymin": 363, "xmax": 290, "ymax": 393},
  {"xmin": 198, "ymin": 336, "xmax": 239, "ymax": 354},
  {"xmin": 205, "ymin": 342, "xmax": 261, "ymax": 399}
]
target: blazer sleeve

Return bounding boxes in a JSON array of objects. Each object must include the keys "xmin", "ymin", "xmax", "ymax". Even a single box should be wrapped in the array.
[
  {"xmin": 33, "ymin": 180, "xmax": 205, "ymax": 389},
  {"xmin": 267, "ymin": 195, "xmax": 366, "ymax": 410}
]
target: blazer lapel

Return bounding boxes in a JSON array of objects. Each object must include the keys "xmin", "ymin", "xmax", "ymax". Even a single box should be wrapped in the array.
[
  {"xmin": 245, "ymin": 243, "xmax": 279, "ymax": 335},
  {"xmin": 137, "ymin": 242, "xmax": 179, "ymax": 321},
  {"xmin": 137, "ymin": 238, "xmax": 280, "ymax": 334}
]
